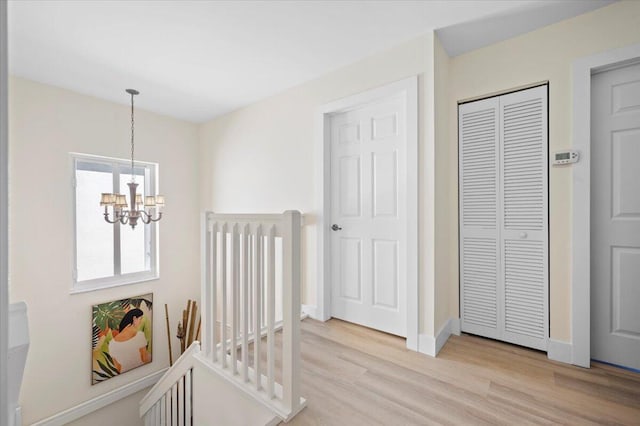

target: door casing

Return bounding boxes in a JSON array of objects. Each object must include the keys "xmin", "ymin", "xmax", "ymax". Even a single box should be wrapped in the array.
[
  {"xmin": 572, "ymin": 42, "xmax": 640, "ymax": 368},
  {"xmin": 315, "ymin": 76, "xmax": 419, "ymax": 350}
]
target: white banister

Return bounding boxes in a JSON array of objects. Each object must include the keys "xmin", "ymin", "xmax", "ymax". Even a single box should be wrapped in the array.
[
  {"xmin": 199, "ymin": 210, "xmax": 306, "ymax": 421},
  {"xmin": 139, "ymin": 341, "xmax": 200, "ymax": 424}
]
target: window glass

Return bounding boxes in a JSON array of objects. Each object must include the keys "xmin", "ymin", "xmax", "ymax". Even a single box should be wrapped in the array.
[
  {"xmin": 73, "ymin": 155, "xmax": 158, "ymax": 292},
  {"xmin": 76, "ymin": 166, "xmax": 114, "ymax": 281}
]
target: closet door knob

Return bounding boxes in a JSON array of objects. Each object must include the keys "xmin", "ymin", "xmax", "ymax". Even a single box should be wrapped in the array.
[
  {"xmin": 520, "ymin": 232, "xmax": 528, "ymax": 239},
  {"xmin": 331, "ymin": 224, "xmax": 342, "ymax": 231}
]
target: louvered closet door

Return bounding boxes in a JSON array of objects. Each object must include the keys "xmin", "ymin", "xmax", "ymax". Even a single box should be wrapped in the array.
[
  {"xmin": 459, "ymin": 85, "xmax": 548, "ymax": 351},
  {"xmin": 499, "ymin": 87, "xmax": 548, "ymax": 351},
  {"xmin": 459, "ymin": 97, "xmax": 501, "ymax": 340}
]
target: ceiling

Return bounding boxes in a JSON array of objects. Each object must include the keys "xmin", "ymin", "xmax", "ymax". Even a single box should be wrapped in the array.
[{"xmin": 8, "ymin": 0, "xmax": 613, "ymax": 123}]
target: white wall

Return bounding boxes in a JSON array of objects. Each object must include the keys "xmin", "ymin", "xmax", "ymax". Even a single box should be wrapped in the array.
[
  {"xmin": 8, "ymin": 77, "xmax": 201, "ymax": 424},
  {"xmin": 198, "ymin": 33, "xmax": 440, "ymax": 336},
  {"xmin": 445, "ymin": 0, "xmax": 640, "ymax": 341}
]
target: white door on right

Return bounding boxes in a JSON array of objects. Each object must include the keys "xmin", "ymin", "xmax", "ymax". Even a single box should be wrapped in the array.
[{"xmin": 591, "ymin": 61, "xmax": 640, "ymax": 370}]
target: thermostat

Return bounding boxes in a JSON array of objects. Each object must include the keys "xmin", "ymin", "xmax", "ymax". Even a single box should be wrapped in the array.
[{"xmin": 553, "ymin": 150, "xmax": 579, "ymax": 166}]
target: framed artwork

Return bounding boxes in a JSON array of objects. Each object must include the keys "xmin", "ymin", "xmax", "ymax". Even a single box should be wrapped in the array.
[{"xmin": 92, "ymin": 293, "xmax": 153, "ymax": 385}]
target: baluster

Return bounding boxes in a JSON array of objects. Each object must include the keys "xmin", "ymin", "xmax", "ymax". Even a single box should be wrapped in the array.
[
  {"xmin": 178, "ymin": 375, "xmax": 184, "ymax": 426},
  {"xmin": 150, "ymin": 403, "xmax": 156, "ymax": 425},
  {"xmin": 221, "ymin": 222, "xmax": 228, "ymax": 369},
  {"xmin": 210, "ymin": 221, "xmax": 218, "ymax": 362},
  {"xmin": 254, "ymin": 224, "xmax": 262, "ymax": 390},
  {"xmin": 231, "ymin": 223, "xmax": 239, "ymax": 374},
  {"xmin": 161, "ymin": 393, "xmax": 165, "ymax": 426},
  {"xmin": 159, "ymin": 395, "xmax": 165, "ymax": 426},
  {"xmin": 165, "ymin": 390, "xmax": 171, "ymax": 426},
  {"xmin": 171, "ymin": 383, "xmax": 178, "ymax": 425},
  {"xmin": 185, "ymin": 369, "xmax": 192, "ymax": 426},
  {"xmin": 267, "ymin": 225, "xmax": 276, "ymax": 399},
  {"xmin": 242, "ymin": 223, "xmax": 250, "ymax": 382}
]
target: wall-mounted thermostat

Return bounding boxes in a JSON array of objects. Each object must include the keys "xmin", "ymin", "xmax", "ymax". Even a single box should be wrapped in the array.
[{"xmin": 552, "ymin": 150, "xmax": 579, "ymax": 166}]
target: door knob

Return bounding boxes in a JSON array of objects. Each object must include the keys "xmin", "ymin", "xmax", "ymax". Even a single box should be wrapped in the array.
[
  {"xmin": 331, "ymin": 224, "xmax": 342, "ymax": 231},
  {"xmin": 520, "ymin": 232, "xmax": 528, "ymax": 239}
]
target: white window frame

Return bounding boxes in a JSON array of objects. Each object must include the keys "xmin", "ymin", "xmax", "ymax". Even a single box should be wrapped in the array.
[{"xmin": 71, "ymin": 152, "xmax": 160, "ymax": 293}]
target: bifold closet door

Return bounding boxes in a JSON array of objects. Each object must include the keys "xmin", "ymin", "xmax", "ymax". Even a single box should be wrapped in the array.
[
  {"xmin": 499, "ymin": 87, "xmax": 548, "ymax": 351},
  {"xmin": 459, "ymin": 96, "xmax": 501, "ymax": 340},
  {"xmin": 459, "ymin": 86, "xmax": 548, "ymax": 351}
]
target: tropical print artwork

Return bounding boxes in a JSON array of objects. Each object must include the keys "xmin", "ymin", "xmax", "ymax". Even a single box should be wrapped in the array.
[{"xmin": 92, "ymin": 293, "xmax": 153, "ymax": 385}]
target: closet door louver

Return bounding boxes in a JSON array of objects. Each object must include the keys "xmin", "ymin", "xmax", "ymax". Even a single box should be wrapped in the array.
[
  {"xmin": 499, "ymin": 87, "xmax": 548, "ymax": 351},
  {"xmin": 459, "ymin": 85, "xmax": 548, "ymax": 352},
  {"xmin": 459, "ymin": 97, "xmax": 500, "ymax": 339}
]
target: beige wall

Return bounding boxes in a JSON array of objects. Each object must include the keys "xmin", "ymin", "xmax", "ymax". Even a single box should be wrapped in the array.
[
  {"xmin": 445, "ymin": 1, "xmax": 640, "ymax": 341},
  {"xmin": 434, "ymin": 35, "xmax": 451, "ymax": 333},
  {"xmin": 199, "ymin": 34, "xmax": 440, "ymax": 335},
  {"xmin": 9, "ymin": 77, "xmax": 201, "ymax": 424}
]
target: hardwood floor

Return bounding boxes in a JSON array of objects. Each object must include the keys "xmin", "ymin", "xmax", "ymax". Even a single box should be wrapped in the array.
[{"xmin": 285, "ymin": 318, "xmax": 640, "ymax": 425}]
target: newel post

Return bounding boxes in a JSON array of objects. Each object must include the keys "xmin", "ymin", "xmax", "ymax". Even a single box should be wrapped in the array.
[{"xmin": 281, "ymin": 210, "xmax": 301, "ymax": 413}]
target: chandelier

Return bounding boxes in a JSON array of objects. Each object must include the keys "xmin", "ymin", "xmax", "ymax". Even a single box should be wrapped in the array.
[{"xmin": 100, "ymin": 89, "xmax": 164, "ymax": 229}]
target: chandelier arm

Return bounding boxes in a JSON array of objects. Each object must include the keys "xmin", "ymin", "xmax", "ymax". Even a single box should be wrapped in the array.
[
  {"xmin": 103, "ymin": 212, "xmax": 120, "ymax": 224},
  {"xmin": 148, "ymin": 212, "xmax": 163, "ymax": 223},
  {"xmin": 140, "ymin": 210, "xmax": 163, "ymax": 223}
]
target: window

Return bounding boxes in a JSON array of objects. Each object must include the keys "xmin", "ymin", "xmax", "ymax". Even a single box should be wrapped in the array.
[{"xmin": 72, "ymin": 153, "xmax": 159, "ymax": 293}]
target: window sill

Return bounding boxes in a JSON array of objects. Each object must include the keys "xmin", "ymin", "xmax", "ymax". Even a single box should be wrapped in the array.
[{"xmin": 70, "ymin": 273, "xmax": 159, "ymax": 295}]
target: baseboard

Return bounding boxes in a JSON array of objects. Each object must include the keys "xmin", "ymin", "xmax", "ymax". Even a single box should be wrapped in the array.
[
  {"xmin": 32, "ymin": 368, "xmax": 167, "ymax": 426},
  {"xmin": 418, "ymin": 317, "xmax": 459, "ymax": 357},
  {"xmin": 449, "ymin": 318, "xmax": 461, "ymax": 335},
  {"xmin": 418, "ymin": 333, "xmax": 436, "ymax": 357},
  {"xmin": 301, "ymin": 304, "xmax": 318, "ymax": 319},
  {"xmin": 547, "ymin": 339, "xmax": 572, "ymax": 364}
]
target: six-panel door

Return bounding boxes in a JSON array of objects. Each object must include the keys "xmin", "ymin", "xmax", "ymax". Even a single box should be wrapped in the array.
[{"xmin": 330, "ymin": 95, "xmax": 407, "ymax": 337}]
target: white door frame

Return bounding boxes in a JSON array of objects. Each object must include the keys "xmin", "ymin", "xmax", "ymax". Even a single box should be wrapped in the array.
[
  {"xmin": 1, "ymin": 0, "xmax": 9, "ymax": 421},
  {"xmin": 572, "ymin": 42, "xmax": 640, "ymax": 368},
  {"xmin": 314, "ymin": 76, "xmax": 419, "ymax": 350}
]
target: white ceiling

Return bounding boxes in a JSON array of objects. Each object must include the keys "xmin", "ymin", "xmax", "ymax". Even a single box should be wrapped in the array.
[{"xmin": 8, "ymin": 0, "xmax": 612, "ymax": 123}]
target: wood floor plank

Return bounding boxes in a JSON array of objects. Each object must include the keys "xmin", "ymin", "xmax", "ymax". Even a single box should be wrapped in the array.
[{"xmin": 283, "ymin": 319, "xmax": 640, "ymax": 425}]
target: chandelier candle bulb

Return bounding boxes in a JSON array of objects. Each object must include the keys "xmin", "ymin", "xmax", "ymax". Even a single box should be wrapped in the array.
[{"xmin": 100, "ymin": 88, "xmax": 165, "ymax": 229}]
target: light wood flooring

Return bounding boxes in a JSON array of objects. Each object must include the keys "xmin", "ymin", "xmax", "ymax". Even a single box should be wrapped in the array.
[{"xmin": 283, "ymin": 318, "xmax": 640, "ymax": 425}]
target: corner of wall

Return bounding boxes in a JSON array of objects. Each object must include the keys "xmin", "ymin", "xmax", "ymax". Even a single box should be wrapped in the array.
[{"xmin": 418, "ymin": 317, "xmax": 459, "ymax": 358}]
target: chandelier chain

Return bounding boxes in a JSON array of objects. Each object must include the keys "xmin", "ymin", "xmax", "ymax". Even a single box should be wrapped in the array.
[{"xmin": 130, "ymin": 91, "xmax": 135, "ymax": 180}]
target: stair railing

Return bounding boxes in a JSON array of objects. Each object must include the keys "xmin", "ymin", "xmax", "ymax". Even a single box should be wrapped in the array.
[{"xmin": 199, "ymin": 210, "xmax": 305, "ymax": 421}]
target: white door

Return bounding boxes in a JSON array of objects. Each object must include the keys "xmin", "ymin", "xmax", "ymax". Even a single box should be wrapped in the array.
[
  {"xmin": 330, "ymin": 95, "xmax": 407, "ymax": 337},
  {"xmin": 459, "ymin": 85, "xmax": 548, "ymax": 351},
  {"xmin": 499, "ymin": 88, "xmax": 549, "ymax": 351},
  {"xmin": 591, "ymin": 62, "xmax": 640, "ymax": 370},
  {"xmin": 459, "ymin": 96, "xmax": 501, "ymax": 340}
]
